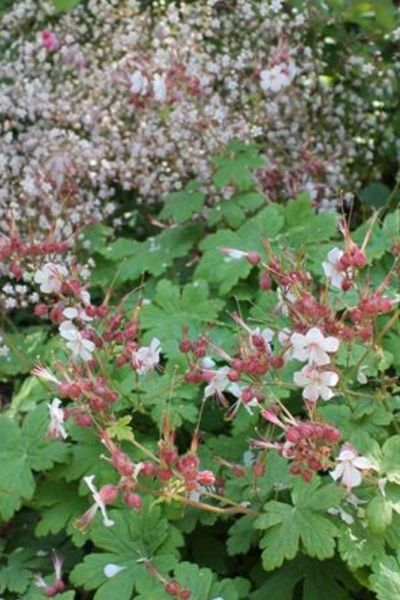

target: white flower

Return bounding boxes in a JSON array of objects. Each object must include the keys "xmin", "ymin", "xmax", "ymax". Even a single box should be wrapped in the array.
[
  {"xmin": 63, "ymin": 306, "xmax": 92, "ymax": 322},
  {"xmin": 34, "ymin": 263, "xmax": 68, "ymax": 294},
  {"xmin": 201, "ymin": 356, "xmax": 216, "ymax": 369},
  {"xmin": 260, "ymin": 65, "xmax": 292, "ymax": 93},
  {"xmin": 132, "ymin": 338, "xmax": 161, "ymax": 374},
  {"xmin": 204, "ymin": 367, "xmax": 230, "ymax": 399},
  {"xmin": 357, "ymin": 365, "xmax": 368, "ymax": 385},
  {"xmin": 129, "ymin": 70, "xmax": 148, "ymax": 95},
  {"xmin": 228, "ymin": 383, "xmax": 258, "ymax": 416},
  {"xmin": 330, "ymin": 443, "xmax": 376, "ymax": 491},
  {"xmin": 104, "ymin": 564, "xmax": 126, "ymax": 578},
  {"xmin": 153, "ymin": 73, "xmax": 167, "ymax": 102},
  {"xmin": 32, "ymin": 365, "xmax": 60, "ymax": 384},
  {"xmin": 47, "ymin": 398, "xmax": 67, "ymax": 439},
  {"xmin": 59, "ymin": 321, "xmax": 95, "ymax": 362},
  {"xmin": 290, "ymin": 327, "xmax": 339, "ymax": 366},
  {"xmin": 327, "ymin": 506, "xmax": 354, "ymax": 524},
  {"xmin": 276, "ymin": 287, "xmax": 296, "ymax": 316},
  {"xmin": 250, "ymin": 327, "xmax": 274, "ymax": 352},
  {"xmin": 270, "ymin": 0, "xmax": 283, "ymax": 12},
  {"xmin": 83, "ymin": 475, "xmax": 114, "ymax": 527},
  {"xmin": 219, "ymin": 247, "xmax": 248, "ymax": 260},
  {"xmin": 322, "ymin": 248, "xmax": 346, "ymax": 289},
  {"xmin": 294, "ymin": 365, "xmax": 339, "ymax": 402}
]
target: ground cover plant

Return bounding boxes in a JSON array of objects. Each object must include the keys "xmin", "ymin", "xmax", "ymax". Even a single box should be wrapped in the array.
[{"xmin": 1, "ymin": 0, "xmax": 400, "ymax": 599}]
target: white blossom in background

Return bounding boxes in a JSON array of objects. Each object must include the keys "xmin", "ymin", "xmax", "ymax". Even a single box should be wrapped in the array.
[
  {"xmin": 294, "ymin": 365, "xmax": 338, "ymax": 402},
  {"xmin": 290, "ymin": 327, "xmax": 339, "ymax": 366},
  {"xmin": 330, "ymin": 443, "xmax": 377, "ymax": 491},
  {"xmin": 132, "ymin": 338, "xmax": 161, "ymax": 374},
  {"xmin": 0, "ymin": 0, "xmax": 398, "ymax": 271},
  {"xmin": 34, "ymin": 263, "xmax": 68, "ymax": 294},
  {"xmin": 322, "ymin": 248, "xmax": 346, "ymax": 289},
  {"xmin": 260, "ymin": 62, "xmax": 296, "ymax": 93},
  {"xmin": 59, "ymin": 321, "xmax": 95, "ymax": 362},
  {"xmin": 47, "ymin": 397, "xmax": 67, "ymax": 439},
  {"xmin": 153, "ymin": 73, "xmax": 167, "ymax": 102},
  {"xmin": 129, "ymin": 70, "xmax": 148, "ymax": 95}
]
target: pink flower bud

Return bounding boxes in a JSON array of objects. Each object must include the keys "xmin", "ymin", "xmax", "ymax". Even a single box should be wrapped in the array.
[
  {"xmin": 197, "ymin": 470, "xmax": 215, "ymax": 486},
  {"xmin": 99, "ymin": 484, "xmax": 118, "ymax": 505},
  {"xmin": 140, "ymin": 461, "xmax": 156, "ymax": 477},
  {"xmin": 74, "ymin": 412, "xmax": 92, "ymax": 427},
  {"xmin": 259, "ymin": 271, "xmax": 272, "ymax": 290},
  {"xmin": 123, "ymin": 491, "xmax": 142, "ymax": 510},
  {"xmin": 246, "ymin": 251, "xmax": 261, "ymax": 266},
  {"xmin": 40, "ymin": 30, "xmax": 60, "ymax": 52}
]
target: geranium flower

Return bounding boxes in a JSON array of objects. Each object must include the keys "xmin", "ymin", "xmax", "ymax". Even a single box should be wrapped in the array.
[
  {"xmin": 132, "ymin": 338, "xmax": 161, "ymax": 374},
  {"xmin": 203, "ymin": 367, "xmax": 230, "ymax": 399},
  {"xmin": 293, "ymin": 365, "xmax": 338, "ymax": 402},
  {"xmin": 228, "ymin": 383, "xmax": 259, "ymax": 417},
  {"xmin": 129, "ymin": 70, "xmax": 148, "ymax": 95},
  {"xmin": 34, "ymin": 263, "xmax": 68, "ymax": 294},
  {"xmin": 153, "ymin": 73, "xmax": 167, "ymax": 102},
  {"xmin": 260, "ymin": 63, "xmax": 296, "ymax": 93},
  {"xmin": 59, "ymin": 321, "xmax": 95, "ymax": 361},
  {"xmin": 250, "ymin": 327, "xmax": 274, "ymax": 352},
  {"xmin": 47, "ymin": 397, "xmax": 67, "ymax": 440},
  {"xmin": 290, "ymin": 327, "xmax": 339, "ymax": 366},
  {"xmin": 322, "ymin": 247, "xmax": 346, "ymax": 289},
  {"xmin": 76, "ymin": 475, "xmax": 115, "ymax": 529},
  {"xmin": 330, "ymin": 443, "xmax": 376, "ymax": 491},
  {"xmin": 63, "ymin": 306, "xmax": 93, "ymax": 322}
]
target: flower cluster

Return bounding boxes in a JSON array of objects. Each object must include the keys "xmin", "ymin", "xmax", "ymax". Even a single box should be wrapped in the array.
[
  {"xmin": 174, "ymin": 221, "xmax": 397, "ymax": 492},
  {"xmin": 1, "ymin": 0, "xmax": 399, "ymax": 250},
  {"xmin": 258, "ymin": 411, "xmax": 341, "ymax": 482}
]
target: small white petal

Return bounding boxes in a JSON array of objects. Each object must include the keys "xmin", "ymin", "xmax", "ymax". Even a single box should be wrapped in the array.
[{"xmin": 104, "ymin": 564, "xmax": 126, "ymax": 578}]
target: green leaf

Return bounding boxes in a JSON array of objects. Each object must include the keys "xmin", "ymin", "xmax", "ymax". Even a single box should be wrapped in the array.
[
  {"xmin": 255, "ymin": 480, "xmax": 341, "ymax": 570},
  {"xmin": 159, "ymin": 181, "xmax": 205, "ymax": 222},
  {"xmin": 285, "ymin": 193, "xmax": 314, "ymax": 227},
  {"xmin": 0, "ymin": 326, "xmax": 49, "ymax": 376},
  {"xmin": 139, "ymin": 373, "xmax": 198, "ymax": 427},
  {"xmin": 371, "ymin": 554, "xmax": 400, "ymax": 600},
  {"xmin": 62, "ymin": 426, "xmax": 115, "ymax": 482},
  {"xmin": 23, "ymin": 405, "xmax": 69, "ymax": 471},
  {"xmin": 360, "ymin": 182, "xmax": 391, "ymax": 208},
  {"xmin": 213, "ymin": 142, "xmax": 265, "ymax": 191},
  {"xmin": 338, "ymin": 521, "xmax": 385, "ymax": 569},
  {"xmin": 366, "ymin": 495, "xmax": 393, "ymax": 535},
  {"xmin": 227, "ymin": 515, "xmax": 257, "ymax": 556},
  {"xmin": 35, "ymin": 479, "xmax": 88, "ymax": 538},
  {"xmin": 196, "ymin": 204, "xmax": 284, "ymax": 294},
  {"xmin": 140, "ymin": 280, "xmax": 223, "ymax": 357},
  {"xmin": 53, "ymin": 0, "xmax": 81, "ymax": 10},
  {"xmin": 0, "ymin": 549, "xmax": 32, "ymax": 594},
  {"xmin": 251, "ymin": 557, "xmax": 359, "ymax": 600},
  {"xmin": 381, "ymin": 435, "xmax": 400, "ymax": 483},
  {"xmin": 70, "ymin": 500, "xmax": 182, "ymax": 600},
  {"xmin": 116, "ymin": 224, "xmax": 200, "ymax": 282},
  {"xmin": 135, "ymin": 561, "xmax": 248, "ymax": 600},
  {"xmin": 0, "ymin": 406, "xmax": 68, "ymax": 519},
  {"xmin": 9, "ymin": 376, "xmax": 51, "ymax": 416},
  {"xmin": 106, "ymin": 416, "xmax": 134, "ymax": 442}
]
